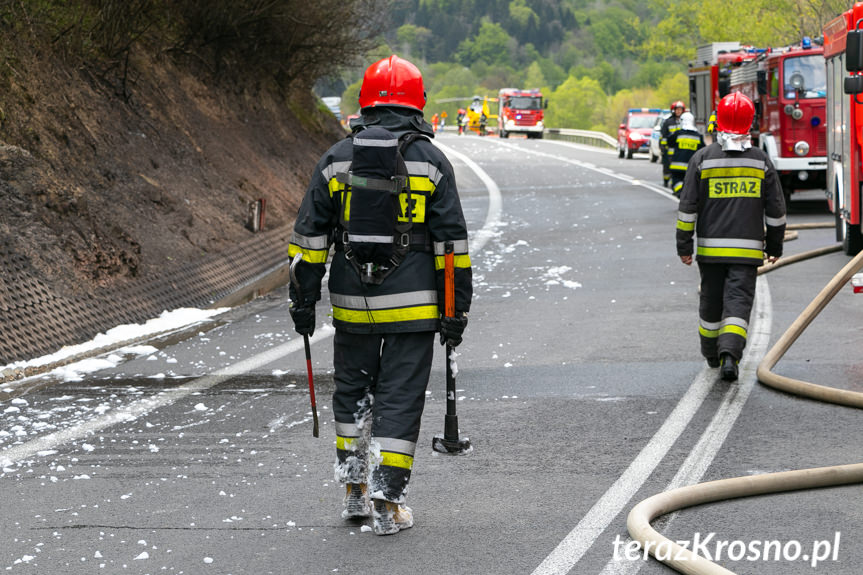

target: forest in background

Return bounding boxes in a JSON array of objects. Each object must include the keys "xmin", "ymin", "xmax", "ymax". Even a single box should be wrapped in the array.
[{"xmin": 333, "ymin": 0, "xmax": 852, "ymax": 136}]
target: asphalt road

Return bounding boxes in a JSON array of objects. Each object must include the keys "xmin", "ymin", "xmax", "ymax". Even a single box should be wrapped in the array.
[{"xmin": 2, "ymin": 134, "xmax": 862, "ymax": 575}]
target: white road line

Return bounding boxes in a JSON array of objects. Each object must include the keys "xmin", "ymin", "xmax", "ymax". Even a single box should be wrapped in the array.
[
  {"xmin": 435, "ymin": 140, "xmax": 503, "ymax": 255},
  {"xmin": 599, "ymin": 277, "xmax": 771, "ymax": 575},
  {"xmin": 502, "ymin": 140, "xmax": 772, "ymax": 574},
  {"xmin": 0, "ymin": 327, "xmax": 334, "ymax": 467},
  {"xmin": 530, "ymin": 369, "xmax": 718, "ymax": 575},
  {"xmin": 493, "ymin": 139, "xmax": 674, "ymax": 201},
  {"xmin": 2, "ymin": 141, "xmax": 503, "ymax": 468}
]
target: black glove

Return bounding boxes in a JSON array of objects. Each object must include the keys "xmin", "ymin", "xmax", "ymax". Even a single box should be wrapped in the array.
[
  {"xmin": 290, "ymin": 304, "xmax": 315, "ymax": 336},
  {"xmin": 440, "ymin": 312, "xmax": 468, "ymax": 347}
]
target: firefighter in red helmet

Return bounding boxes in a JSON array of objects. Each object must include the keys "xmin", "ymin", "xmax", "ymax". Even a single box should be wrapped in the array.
[
  {"xmin": 660, "ymin": 100, "xmax": 686, "ymax": 187},
  {"xmin": 288, "ymin": 55, "xmax": 473, "ymax": 535},
  {"xmin": 676, "ymin": 92, "xmax": 785, "ymax": 381}
]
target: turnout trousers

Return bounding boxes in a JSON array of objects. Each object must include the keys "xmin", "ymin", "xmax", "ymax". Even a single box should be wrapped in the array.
[
  {"xmin": 332, "ymin": 330, "xmax": 435, "ymax": 504},
  {"xmin": 697, "ymin": 263, "xmax": 757, "ymax": 363}
]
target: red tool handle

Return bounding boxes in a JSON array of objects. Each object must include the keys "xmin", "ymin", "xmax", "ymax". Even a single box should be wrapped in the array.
[{"xmin": 444, "ymin": 243, "xmax": 455, "ymax": 318}]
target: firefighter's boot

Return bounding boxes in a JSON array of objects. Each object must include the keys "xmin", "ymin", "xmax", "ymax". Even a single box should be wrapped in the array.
[
  {"xmin": 372, "ymin": 499, "xmax": 414, "ymax": 535},
  {"xmin": 342, "ymin": 483, "xmax": 371, "ymax": 519},
  {"xmin": 720, "ymin": 353, "xmax": 738, "ymax": 381}
]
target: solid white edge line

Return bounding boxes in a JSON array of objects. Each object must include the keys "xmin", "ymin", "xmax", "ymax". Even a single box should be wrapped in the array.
[
  {"xmin": 598, "ymin": 277, "xmax": 771, "ymax": 575},
  {"xmin": 2, "ymin": 140, "xmax": 504, "ymax": 468},
  {"xmin": 514, "ymin": 140, "xmax": 770, "ymax": 574},
  {"xmin": 492, "ymin": 139, "xmax": 675, "ymax": 202},
  {"xmin": 0, "ymin": 327, "xmax": 334, "ymax": 468},
  {"xmin": 434, "ymin": 139, "xmax": 503, "ymax": 256}
]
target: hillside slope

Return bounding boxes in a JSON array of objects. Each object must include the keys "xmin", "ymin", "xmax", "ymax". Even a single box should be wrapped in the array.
[{"xmin": 0, "ymin": 39, "xmax": 344, "ymax": 365}]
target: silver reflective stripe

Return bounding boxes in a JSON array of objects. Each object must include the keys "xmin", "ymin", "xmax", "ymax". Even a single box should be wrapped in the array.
[
  {"xmin": 697, "ymin": 237, "xmax": 764, "ymax": 249},
  {"xmin": 335, "ymin": 421, "xmax": 361, "ymax": 438},
  {"xmin": 353, "ymin": 137, "xmax": 398, "ymax": 147},
  {"xmin": 322, "ymin": 160, "xmax": 352, "ymax": 182},
  {"xmin": 331, "ymin": 290, "xmax": 437, "ymax": 310},
  {"xmin": 701, "ymin": 157, "xmax": 766, "ymax": 170},
  {"xmin": 677, "ymin": 211, "xmax": 697, "ymax": 223},
  {"xmin": 347, "ymin": 234, "xmax": 394, "ymax": 243},
  {"xmin": 765, "ymin": 215, "xmax": 786, "ymax": 226},
  {"xmin": 374, "ymin": 436, "xmax": 417, "ymax": 457},
  {"xmin": 699, "ymin": 319, "xmax": 721, "ymax": 330},
  {"xmin": 721, "ymin": 316, "xmax": 749, "ymax": 330},
  {"xmin": 405, "ymin": 161, "xmax": 443, "ymax": 186},
  {"xmin": 433, "ymin": 239, "xmax": 470, "ymax": 255},
  {"xmin": 671, "ymin": 162, "xmax": 689, "ymax": 169},
  {"xmin": 291, "ymin": 232, "xmax": 329, "ymax": 250}
]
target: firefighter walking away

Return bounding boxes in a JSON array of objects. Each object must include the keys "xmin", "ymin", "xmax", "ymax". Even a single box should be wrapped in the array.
[
  {"xmin": 287, "ymin": 54, "xmax": 473, "ymax": 535},
  {"xmin": 666, "ymin": 112, "xmax": 704, "ymax": 197},
  {"xmin": 660, "ymin": 101, "xmax": 685, "ymax": 187},
  {"xmin": 676, "ymin": 92, "xmax": 785, "ymax": 381}
]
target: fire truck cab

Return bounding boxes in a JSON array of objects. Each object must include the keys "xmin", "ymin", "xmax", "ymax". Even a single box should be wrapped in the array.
[
  {"xmin": 497, "ymin": 88, "xmax": 545, "ymax": 139},
  {"xmin": 728, "ymin": 39, "xmax": 827, "ymax": 200}
]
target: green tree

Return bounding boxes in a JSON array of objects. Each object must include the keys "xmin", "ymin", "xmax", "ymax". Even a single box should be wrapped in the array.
[
  {"xmin": 396, "ymin": 24, "xmax": 433, "ymax": 61},
  {"xmin": 456, "ymin": 21, "xmax": 514, "ymax": 67},
  {"xmin": 525, "ymin": 61, "xmax": 546, "ymax": 89},
  {"xmin": 547, "ymin": 75, "xmax": 607, "ymax": 130},
  {"xmin": 509, "ymin": 0, "xmax": 539, "ymax": 31}
]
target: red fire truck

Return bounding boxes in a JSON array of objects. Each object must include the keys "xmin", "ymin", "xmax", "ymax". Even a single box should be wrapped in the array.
[
  {"xmin": 497, "ymin": 88, "xmax": 545, "ymax": 139},
  {"xmin": 728, "ymin": 39, "xmax": 827, "ymax": 200},
  {"xmin": 825, "ymin": 3, "xmax": 863, "ymax": 254},
  {"xmin": 688, "ymin": 43, "xmax": 761, "ymax": 134}
]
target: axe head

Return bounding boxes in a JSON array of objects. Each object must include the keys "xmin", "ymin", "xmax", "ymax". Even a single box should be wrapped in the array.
[{"xmin": 432, "ymin": 432, "xmax": 472, "ymax": 455}]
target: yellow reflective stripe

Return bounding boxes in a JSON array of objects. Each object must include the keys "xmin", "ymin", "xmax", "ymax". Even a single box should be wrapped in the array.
[
  {"xmin": 676, "ymin": 220, "xmax": 695, "ymax": 231},
  {"xmin": 699, "ymin": 325, "xmax": 719, "ymax": 338},
  {"xmin": 701, "ymin": 167, "xmax": 764, "ymax": 179},
  {"xmin": 696, "ymin": 246, "xmax": 763, "ymax": 259},
  {"xmin": 408, "ymin": 176, "xmax": 435, "ymax": 193},
  {"xmin": 435, "ymin": 254, "xmax": 472, "ymax": 270},
  {"xmin": 719, "ymin": 324, "xmax": 747, "ymax": 338},
  {"xmin": 336, "ymin": 436, "xmax": 358, "ymax": 451},
  {"xmin": 288, "ymin": 243, "xmax": 329, "ymax": 264},
  {"xmin": 333, "ymin": 304, "xmax": 439, "ymax": 324},
  {"xmin": 380, "ymin": 451, "xmax": 413, "ymax": 470}
]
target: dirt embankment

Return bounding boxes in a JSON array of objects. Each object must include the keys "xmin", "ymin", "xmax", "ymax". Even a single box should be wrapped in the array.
[{"xmin": 0, "ymin": 41, "xmax": 343, "ymax": 305}]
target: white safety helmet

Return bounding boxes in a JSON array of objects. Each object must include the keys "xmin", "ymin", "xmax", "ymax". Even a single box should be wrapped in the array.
[{"xmin": 680, "ymin": 112, "xmax": 696, "ymax": 131}]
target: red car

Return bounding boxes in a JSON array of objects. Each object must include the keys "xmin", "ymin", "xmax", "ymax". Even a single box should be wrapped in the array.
[{"xmin": 617, "ymin": 108, "xmax": 663, "ymax": 159}]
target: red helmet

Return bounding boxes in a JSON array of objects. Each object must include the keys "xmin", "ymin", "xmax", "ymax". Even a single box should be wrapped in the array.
[
  {"xmin": 672, "ymin": 100, "xmax": 685, "ymax": 111},
  {"xmin": 716, "ymin": 92, "xmax": 755, "ymax": 134},
  {"xmin": 358, "ymin": 55, "xmax": 426, "ymax": 112}
]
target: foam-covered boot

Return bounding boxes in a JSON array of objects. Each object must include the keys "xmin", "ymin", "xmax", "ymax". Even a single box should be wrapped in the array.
[
  {"xmin": 342, "ymin": 483, "xmax": 370, "ymax": 519},
  {"xmin": 720, "ymin": 353, "xmax": 738, "ymax": 381},
  {"xmin": 372, "ymin": 499, "xmax": 413, "ymax": 535}
]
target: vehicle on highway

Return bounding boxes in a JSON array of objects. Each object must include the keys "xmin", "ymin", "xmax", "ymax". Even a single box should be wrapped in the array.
[
  {"xmin": 648, "ymin": 111, "xmax": 671, "ymax": 163},
  {"xmin": 497, "ymin": 88, "xmax": 546, "ymax": 139},
  {"xmin": 618, "ymin": 108, "xmax": 663, "ymax": 159},
  {"xmin": 825, "ymin": 4, "xmax": 863, "ymax": 253},
  {"xmin": 726, "ymin": 38, "xmax": 827, "ymax": 201}
]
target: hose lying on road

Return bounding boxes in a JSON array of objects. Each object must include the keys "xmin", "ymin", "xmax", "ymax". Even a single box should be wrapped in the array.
[
  {"xmin": 757, "ymin": 243, "xmax": 842, "ymax": 275},
  {"xmin": 627, "ymin": 246, "xmax": 863, "ymax": 575}
]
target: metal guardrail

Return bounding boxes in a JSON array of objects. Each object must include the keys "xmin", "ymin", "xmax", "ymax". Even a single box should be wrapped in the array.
[{"xmin": 545, "ymin": 128, "xmax": 618, "ymax": 149}]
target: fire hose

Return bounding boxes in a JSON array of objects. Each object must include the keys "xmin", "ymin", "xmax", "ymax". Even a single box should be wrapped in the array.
[{"xmin": 628, "ymin": 232, "xmax": 863, "ymax": 575}]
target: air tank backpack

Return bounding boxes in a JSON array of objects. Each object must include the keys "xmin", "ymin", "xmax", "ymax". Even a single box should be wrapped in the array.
[{"xmin": 335, "ymin": 127, "xmax": 429, "ymax": 285}]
